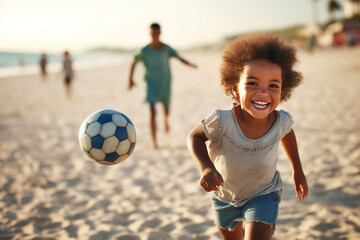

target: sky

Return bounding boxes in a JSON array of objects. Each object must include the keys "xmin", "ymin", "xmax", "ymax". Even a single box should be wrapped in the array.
[{"xmin": 0, "ymin": 0, "xmax": 345, "ymax": 53}]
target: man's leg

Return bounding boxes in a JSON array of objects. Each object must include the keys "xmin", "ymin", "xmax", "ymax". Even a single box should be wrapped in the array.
[
  {"xmin": 149, "ymin": 102, "xmax": 158, "ymax": 148},
  {"xmin": 163, "ymin": 104, "xmax": 170, "ymax": 133}
]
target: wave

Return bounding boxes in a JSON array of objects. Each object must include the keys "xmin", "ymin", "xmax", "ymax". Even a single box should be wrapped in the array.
[{"xmin": 0, "ymin": 51, "xmax": 132, "ymax": 78}]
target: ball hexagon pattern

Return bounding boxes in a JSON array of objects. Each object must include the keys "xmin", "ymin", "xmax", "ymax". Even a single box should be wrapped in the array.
[{"xmin": 79, "ymin": 109, "xmax": 136, "ymax": 165}]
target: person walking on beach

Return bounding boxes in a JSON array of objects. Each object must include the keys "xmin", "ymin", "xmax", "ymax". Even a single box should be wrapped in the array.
[
  {"xmin": 128, "ymin": 23, "xmax": 197, "ymax": 149},
  {"xmin": 62, "ymin": 51, "xmax": 74, "ymax": 98},
  {"xmin": 187, "ymin": 34, "xmax": 308, "ymax": 240},
  {"xmin": 39, "ymin": 53, "xmax": 47, "ymax": 80}
]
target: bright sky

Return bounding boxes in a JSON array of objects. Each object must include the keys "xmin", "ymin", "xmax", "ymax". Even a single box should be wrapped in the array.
[{"xmin": 0, "ymin": 0, "xmax": 345, "ymax": 53}]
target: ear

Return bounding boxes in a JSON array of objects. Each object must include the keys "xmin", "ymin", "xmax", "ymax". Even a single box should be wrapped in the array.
[{"xmin": 232, "ymin": 86, "xmax": 239, "ymax": 97}]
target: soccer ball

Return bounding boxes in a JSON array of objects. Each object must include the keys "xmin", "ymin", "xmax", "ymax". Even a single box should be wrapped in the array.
[{"xmin": 79, "ymin": 109, "xmax": 136, "ymax": 165}]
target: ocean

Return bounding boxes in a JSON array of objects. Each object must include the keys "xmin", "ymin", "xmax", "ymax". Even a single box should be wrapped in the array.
[{"xmin": 0, "ymin": 51, "xmax": 133, "ymax": 78}]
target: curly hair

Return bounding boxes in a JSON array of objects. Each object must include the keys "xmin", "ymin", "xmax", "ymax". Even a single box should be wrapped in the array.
[{"xmin": 220, "ymin": 33, "xmax": 303, "ymax": 102}]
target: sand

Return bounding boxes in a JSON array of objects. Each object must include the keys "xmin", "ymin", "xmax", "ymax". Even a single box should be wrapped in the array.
[{"xmin": 0, "ymin": 47, "xmax": 360, "ymax": 240}]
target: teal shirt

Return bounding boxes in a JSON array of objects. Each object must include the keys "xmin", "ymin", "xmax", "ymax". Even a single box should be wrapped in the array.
[{"xmin": 134, "ymin": 43, "xmax": 179, "ymax": 107}]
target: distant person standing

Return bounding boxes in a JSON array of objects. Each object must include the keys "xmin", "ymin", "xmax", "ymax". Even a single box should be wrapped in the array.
[
  {"xmin": 128, "ymin": 23, "xmax": 197, "ymax": 148},
  {"xmin": 308, "ymin": 34, "xmax": 317, "ymax": 53},
  {"xmin": 62, "ymin": 51, "xmax": 74, "ymax": 98},
  {"xmin": 39, "ymin": 53, "xmax": 47, "ymax": 80}
]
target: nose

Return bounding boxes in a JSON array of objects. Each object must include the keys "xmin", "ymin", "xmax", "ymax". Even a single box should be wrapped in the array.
[{"xmin": 256, "ymin": 86, "xmax": 269, "ymax": 96}]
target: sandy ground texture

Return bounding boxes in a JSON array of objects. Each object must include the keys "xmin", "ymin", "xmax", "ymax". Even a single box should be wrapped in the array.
[{"xmin": 0, "ymin": 47, "xmax": 360, "ymax": 240}]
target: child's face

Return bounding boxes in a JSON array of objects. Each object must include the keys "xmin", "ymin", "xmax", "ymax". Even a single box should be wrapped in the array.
[{"xmin": 235, "ymin": 59, "xmax": 282, "ymax": 120}]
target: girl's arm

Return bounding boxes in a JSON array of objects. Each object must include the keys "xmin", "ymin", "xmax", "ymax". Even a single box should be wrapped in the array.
[
  {"xmin": 187, "ymin": 124, "xmax": 223, "ymax": 192},
  {"xmin": 281, "ymin": 129, "xmax": 308, "ymax": 201}
]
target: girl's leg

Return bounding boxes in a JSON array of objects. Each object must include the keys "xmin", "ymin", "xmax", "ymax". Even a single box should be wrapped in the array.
[
  {"xmin": 66, "ymin": 83, "xmax": 71, "ymax": 98},
  {"xmin": 244, "ymin": 222, "xmax": 273, "ymax": 240},
  {"xmin": 64, "ymin": 76, "xmax": 72, "ymax": 98},
  {"xmin": 242, "ymin": 192, "xmax": 280, "ymax": 240},
  {"xmin": 218, "ymin": 221, "xmax": 244, "ymax": 240}
]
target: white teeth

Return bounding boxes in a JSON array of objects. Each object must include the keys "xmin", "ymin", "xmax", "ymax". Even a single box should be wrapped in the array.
[
  {"xmin": 254, "ymin": 101, "xmax": 267, "ymax": 105},
  {"xmin": 253, "ymin": 101, "xmax": 269, "ymax": 109}
]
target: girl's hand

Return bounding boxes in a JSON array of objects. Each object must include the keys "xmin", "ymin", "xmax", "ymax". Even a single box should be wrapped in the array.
[
  {"xmin": 293, "ymin": 170, "xmax": 308, "ymax": 201},
  {"xmin": 200, "ymin": 168, "xmax": 224, "ymax": 192}
]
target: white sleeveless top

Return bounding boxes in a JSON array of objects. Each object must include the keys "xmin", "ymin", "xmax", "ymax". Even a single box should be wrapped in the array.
[{"xmin": 201, "ymin": 106, "xmax": 294, "ymax": 206}]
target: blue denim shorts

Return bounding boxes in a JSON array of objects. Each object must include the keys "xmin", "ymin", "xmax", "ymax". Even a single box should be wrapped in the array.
[{"xmin": 211, "ymin": 191, "xmax": 281, "ymax": 231}]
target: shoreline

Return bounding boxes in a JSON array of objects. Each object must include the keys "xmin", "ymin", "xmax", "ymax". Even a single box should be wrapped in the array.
[{"xmin": 0, "ymin": 53, "xmax": 133, "ymax": 79}]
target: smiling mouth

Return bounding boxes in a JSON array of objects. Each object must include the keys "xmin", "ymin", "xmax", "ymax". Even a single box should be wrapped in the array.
[{"xmin": 252, "ymin": 100, "xmax": 270, "ymax": 109}]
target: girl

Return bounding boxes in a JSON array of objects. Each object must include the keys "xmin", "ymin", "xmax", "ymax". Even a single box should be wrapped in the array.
[
  {"xmin": 62, "ymin": 51, "xmax": 74, "ymax": 98},
  {"xmin": 187, "ymin": 34, "xmax": 308, "ymax": 240}
]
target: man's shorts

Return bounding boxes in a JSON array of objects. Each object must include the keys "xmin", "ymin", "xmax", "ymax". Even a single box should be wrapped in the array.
[{"xmin": 148, "ymin": 100, "xmax": 169, "ymax": 110}]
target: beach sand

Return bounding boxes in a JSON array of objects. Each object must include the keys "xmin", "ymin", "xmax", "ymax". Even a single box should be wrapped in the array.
[{"xmin": 0, "ymin": 47, "xmax": 360, "ymax": 240}]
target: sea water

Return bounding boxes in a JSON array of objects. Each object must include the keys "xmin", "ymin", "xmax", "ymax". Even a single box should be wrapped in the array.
[{"xmin": 0, "ymin": 51, "xmax": 132, "ymax": 78}]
